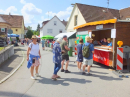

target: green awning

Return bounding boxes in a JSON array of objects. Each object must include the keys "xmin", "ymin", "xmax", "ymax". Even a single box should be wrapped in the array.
[{"xmin": 41, "ymin": 35, "xmax": 54, "ymax": 39}]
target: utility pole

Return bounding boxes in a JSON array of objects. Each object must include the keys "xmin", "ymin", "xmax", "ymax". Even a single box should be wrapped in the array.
[
  {"xmin": 48, "ymin": 11, "xmax": 49, "ymax": 20},
  {"xmin": 107, "ymin": 0, "xmax": 109, "ymax": 11}
]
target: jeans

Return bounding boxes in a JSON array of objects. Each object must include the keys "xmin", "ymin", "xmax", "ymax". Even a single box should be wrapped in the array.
[{"xmin": 54, "ymin": 63, "xmax": 61, "ymax": 75}]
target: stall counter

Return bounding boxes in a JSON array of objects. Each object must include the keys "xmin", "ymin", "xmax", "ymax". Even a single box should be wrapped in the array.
[{"xmin": 93, "ymin": 46, "xmax": 113, "ymax": 66}]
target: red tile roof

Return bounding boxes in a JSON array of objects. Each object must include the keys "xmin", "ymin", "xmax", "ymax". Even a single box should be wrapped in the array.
[
  {"xmin": 0, "ymin": 14, "xmax": 24, "ymax": 28},
  {"xmin": 120, "ymin": 7, "xmax": 130, "ymax": 20},
  {"xmin": 76, "ymin": 3, "xmax": 120, "ymax": 22}
]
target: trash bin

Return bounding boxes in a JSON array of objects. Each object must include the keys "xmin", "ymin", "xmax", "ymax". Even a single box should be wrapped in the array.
[{"xmin": 68, "ymin": 47, "xmax": 73, "ymax": 56}]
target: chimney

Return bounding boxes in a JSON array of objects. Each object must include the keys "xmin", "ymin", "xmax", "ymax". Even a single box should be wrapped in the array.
[{"xmin": 9, "ymin": 13, "xmax": 11, "ymax": 15}]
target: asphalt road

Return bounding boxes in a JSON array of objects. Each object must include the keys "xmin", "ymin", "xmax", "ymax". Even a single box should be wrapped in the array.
[{"xmin": 0, "ymin": 45, "xmax": 130, "ymax": 97}]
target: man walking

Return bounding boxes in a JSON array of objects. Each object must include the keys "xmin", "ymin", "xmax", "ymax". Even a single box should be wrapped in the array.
[
  {"xmin": 82, "ymin": 36, "xmax": 94, "ymax": 75},
  {"xmin": 61, "ymin": 35, "xmax": 71, "ymax": 73},
  {"xmin": 42, "ymin": 39, "xmax": 45, "ymax": 50}
]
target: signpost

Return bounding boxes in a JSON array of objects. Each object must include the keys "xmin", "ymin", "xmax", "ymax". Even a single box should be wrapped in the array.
[{"xmin": 7, "ymin": 29, "xmax": 13, "ymax": 43}]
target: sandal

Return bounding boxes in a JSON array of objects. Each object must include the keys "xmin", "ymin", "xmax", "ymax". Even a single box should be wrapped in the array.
[
  {"xmin": 56, "ymin": 76, "xmax": 61, "ymax": 78},
  {"xmin": 51, "ymin": 77, "xmax": 57, "ymax": 81}
]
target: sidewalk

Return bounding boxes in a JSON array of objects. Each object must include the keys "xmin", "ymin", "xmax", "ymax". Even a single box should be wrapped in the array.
[{"xmin": 0, "ymin": 47, "xmax": 24, "ymax": 81}]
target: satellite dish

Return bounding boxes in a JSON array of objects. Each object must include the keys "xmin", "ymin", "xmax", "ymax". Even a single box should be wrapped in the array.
[{"xmin": 7, "ymin": 29, "xmax": 13, "ymax": 34}]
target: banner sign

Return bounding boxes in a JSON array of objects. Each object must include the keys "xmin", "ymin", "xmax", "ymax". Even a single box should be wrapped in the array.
[
  {"xmin": 93, "ymin": 49, "xmax": 109, "ymax": 66},
  {"xmin": 1, "ymin": 28, "xmax": 5, "ymax": 32}
]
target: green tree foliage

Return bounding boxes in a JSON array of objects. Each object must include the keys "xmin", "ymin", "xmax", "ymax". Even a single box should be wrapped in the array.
[
  {"xmin": 26, "ymin": 30, "xmax": 33, "ymax": 39},
  {"xmin": 36, "ymin": 24, "xmax": 40, "ymax": 35},
  {"xmin": 27, "ymin": 26, "xmax": 32, "ymax": 30},
  {"xmin": 36, "ymin": 24, "xmax": 40, "ymax": 32},
  {"xmin": 33, "ymin": 31, "xmax": 39, "ymax": 36}
]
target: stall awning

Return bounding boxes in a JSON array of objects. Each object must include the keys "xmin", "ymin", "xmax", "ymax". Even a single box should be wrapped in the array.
[
  {"xmin": 74, "ymin": 19, "xmax": 117, "ymax": 30},
  {"xmin": 54, "ymin": 32, "xmax": 76, "ymax": 39}
]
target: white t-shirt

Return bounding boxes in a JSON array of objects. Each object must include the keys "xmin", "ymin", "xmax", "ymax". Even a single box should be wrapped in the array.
[{"xmin": 29, "ymin": 43, "xmax": 39, "ymax": 56}]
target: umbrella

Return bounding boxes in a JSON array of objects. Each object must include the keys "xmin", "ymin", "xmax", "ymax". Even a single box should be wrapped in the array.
[
  {"xmin": 8, "ymin": 34, "xmax": 19, "ymax": 37},
  {"xmin": 41, "ymin": 35, "xmax": 54, "ymax": 39}
]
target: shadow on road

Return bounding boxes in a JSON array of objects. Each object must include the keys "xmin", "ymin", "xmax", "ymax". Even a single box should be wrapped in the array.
[
  {"xmin": 69, "ymin": 64, "xmax": 77, "ymax": 67},
  {"xmin": 37, "ymin": 77, "xmax": 92, "ymax": 86},
  {"xmin": 71, "ymin": 72, "xmax": 123, "ymax": 81},
  {"xmin": 0, "ymin": 91, "xmax": 33, "ymax": 97}
]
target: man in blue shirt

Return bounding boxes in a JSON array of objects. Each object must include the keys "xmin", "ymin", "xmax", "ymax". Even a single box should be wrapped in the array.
[{"xmin": 82, "ymin": 36, "xmax": 94, "ymax": 75}]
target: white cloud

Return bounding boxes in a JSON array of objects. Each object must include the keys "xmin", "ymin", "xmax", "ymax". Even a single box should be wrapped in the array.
[
  {"xmin": 20, "ymin": 0, "xmax": 26, "ymax": 4},
  {"xmin": 45, "ymin": 6, "xmax": 73, "ymax": 20},
  {"xmin": 21, "ymin": 3, "xmax": 42, "ymax": 15},
  {"xmin": 67, "ymin": 17, "xmax": 70, "ymax": 21},
  {"xmin": 0, "ymin": 6, "xmax": 17, "ymax": 14},
  {"xmin": 21, "ymin": 3, "xmax": 42, "ymax": 24}
]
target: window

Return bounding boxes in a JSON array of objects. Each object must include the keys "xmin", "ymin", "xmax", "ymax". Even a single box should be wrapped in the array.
[
  {"xmin": 74, "ymin": 15, "xmax": 78, "ymax": 26},
  {"xmin": 54, "ymin": 21, "xmax": 57, "ymax": 25},
  {"xmin": 16, "ymin": 29, "xmax": 18, "ymax": 31},
  {"xmin": 59, "ymin": 29, "xmax": 63, "ymax": 33},
  {"xmin": 47, "ymin": 29, "xmax": 53, "ymax": 33}
]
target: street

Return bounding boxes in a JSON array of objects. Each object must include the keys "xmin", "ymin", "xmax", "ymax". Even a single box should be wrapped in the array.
[{"xmin": 0, "ymin": 45, "xmax": 130, "ymax": 97}]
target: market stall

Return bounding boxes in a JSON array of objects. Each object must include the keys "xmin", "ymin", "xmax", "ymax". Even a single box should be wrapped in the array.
[{"xmin": 74, "ymin": 19, "xmax": 130, "ymax": 68}]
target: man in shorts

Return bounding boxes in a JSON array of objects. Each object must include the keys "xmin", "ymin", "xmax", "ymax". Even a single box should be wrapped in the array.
[
  {"xmin": 60, "ymin": 35, "xmax": 71, "ymax": 73},
  {"xmin": 82, "ymin": 36, "xmax": 94, "ymax": 75}
]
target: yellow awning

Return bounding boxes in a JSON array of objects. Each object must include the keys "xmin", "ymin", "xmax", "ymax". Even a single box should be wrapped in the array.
[{"xmin": 74, "ymin": 19, "xmax": 117, "ymax": 30}]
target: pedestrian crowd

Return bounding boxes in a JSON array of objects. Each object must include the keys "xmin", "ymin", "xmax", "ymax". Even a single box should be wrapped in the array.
[{"xmin": 26, "ymin": 35, "xmax": 112, "ymax": 80}]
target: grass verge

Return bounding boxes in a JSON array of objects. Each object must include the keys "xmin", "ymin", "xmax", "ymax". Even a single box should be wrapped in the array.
[{"xmin": 0, "ymin": 47, "xmax": 4, "ymax": 51}]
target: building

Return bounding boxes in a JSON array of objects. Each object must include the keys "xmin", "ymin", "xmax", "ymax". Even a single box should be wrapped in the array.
[
  {"xmin": 0, "ymin": 14, "xmax": 25, "ymax": 39},
  {"xmin": 40, "ymin": 16, "xmax": 67, "ymax": 37},
  {"xmin": 0, "ymin": 16, "xmax": 12, "ymax": 46},
  {"xmin": 66, "ymin": 3, "xmax": 130, "ymax": 32}
]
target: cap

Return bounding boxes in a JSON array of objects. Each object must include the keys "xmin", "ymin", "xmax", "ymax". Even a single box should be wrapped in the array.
[{"xmin": 63, "ymin": 35, "xmax": 67, "ymax": 38}]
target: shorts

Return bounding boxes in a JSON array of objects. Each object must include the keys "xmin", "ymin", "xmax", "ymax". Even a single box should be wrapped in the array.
[
  {"xmin": 42, "ymin": 44, "xmax": 44, "ymax": 47},
  {"xmin": 32, "ymin": 58, "xmax": 40, "ymax": 67},
  {"xmin": 83, "ymin": 59, "xmax": 93, "ymax": 66},
  {"xmin": 62, "ymin": 55, "xmax": 69, "ymax": 61}
]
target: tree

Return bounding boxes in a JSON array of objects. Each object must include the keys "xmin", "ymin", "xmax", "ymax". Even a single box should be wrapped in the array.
[
  {"xmin": 33, "ymin": 31, "xmax": 39, "ymax": 36},
  {"xmin": 26, "ymin": 30, "xmax": 33, "ymax": 39},
  {"xmin": 36, "ymin": 24, "xmax": 40, "ymax": 35},
  {"xmin": 27, "ymin": 26, "xmax": 32, "ymax": 30}
]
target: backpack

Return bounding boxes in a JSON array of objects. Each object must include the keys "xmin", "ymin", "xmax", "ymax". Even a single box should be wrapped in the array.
[{"xmin": 82, "ymin": 44, "xmax": 91, "ymax": 58}]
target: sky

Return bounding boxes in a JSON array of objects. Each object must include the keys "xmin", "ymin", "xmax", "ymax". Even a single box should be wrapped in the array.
[{"xmin": 0, "ymin": 0, "xmax": 130, "ymax": 30}]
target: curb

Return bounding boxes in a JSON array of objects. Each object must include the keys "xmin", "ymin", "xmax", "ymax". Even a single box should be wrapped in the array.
[{"xmin": 0, "ymin": 47, "xmax": 25, "ymax": 84}]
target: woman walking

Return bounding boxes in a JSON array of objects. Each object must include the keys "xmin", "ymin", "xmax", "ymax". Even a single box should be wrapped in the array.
[
  {"xmin": 52, "ymin": 38, "xmax": 64, "ymax": 80},
  {"xmin": 27, "ymin": 35, "xmax": 41, "ymax": 80},
  {"xmin": 77, "ymin": 39, "xmax": 83, "ymax": 72}
]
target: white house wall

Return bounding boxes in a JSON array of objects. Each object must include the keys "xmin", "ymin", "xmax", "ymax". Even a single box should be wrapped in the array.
[
  {"xmin": 40, "ymin": 17, "xmax": 66, "ymax": 37},
  {"xmin": 67, "ymin": 5, "xmax": 86, "ymax": 32}
]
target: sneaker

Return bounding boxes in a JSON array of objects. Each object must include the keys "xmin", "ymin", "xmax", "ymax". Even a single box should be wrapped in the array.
[
  {"xmin": 31, "ymin": 76, "xmax": 36, "ymax": 80},
  {"xmin": 64, "ymin": 70, "xmax": 71, "ymax": 73},
  {"xmin": 86, "ymin": 72, "xmax": 92, "ymax": 76},
  {"xmin": 61, "ymin": 69, "xmax": 64, "ymax": 72},
  {"xmin": 82, "ymin": 72, "xmax": 86, "ymax": 75},
  {"xmin": 79, "ymin": 69, "xmax": 82, "ymax": 72},
  {"xmin": 35, "ymin": 73, "xmax": 41, "ymax": 77}
]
